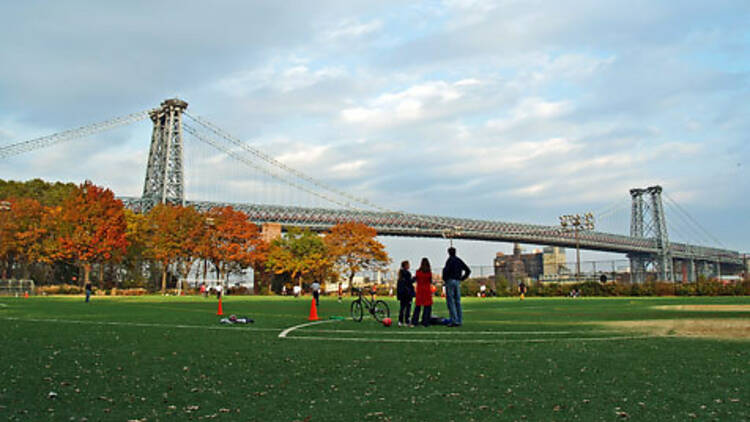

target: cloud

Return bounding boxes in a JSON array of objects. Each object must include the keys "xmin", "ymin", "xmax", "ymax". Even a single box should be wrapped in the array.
[
  {"xmin": 0, "ymin": 1, "xmax": 749, "ymax": 255},
  {"xmin": 323, "ymin": 18, "xmax": 383, "ymax": 40}
]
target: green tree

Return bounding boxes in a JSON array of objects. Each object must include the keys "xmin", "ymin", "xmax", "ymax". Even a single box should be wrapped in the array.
[{"xmin": 266, "ymin": 227, "xmax": 331, "ymax": 288}]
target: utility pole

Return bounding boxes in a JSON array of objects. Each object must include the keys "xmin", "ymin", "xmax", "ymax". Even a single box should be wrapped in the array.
[{"xmin": 560, "ymin": 213, "xmax": 595, "ymax": 281}]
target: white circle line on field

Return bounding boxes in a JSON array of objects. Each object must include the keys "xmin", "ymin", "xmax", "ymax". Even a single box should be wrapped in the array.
[
  {"xmin": 0, "ymin": 316, "xmax": 281, "ymax": 332},
  {"xmin": 282, "ymin": 334, "xmax": 674, "ymax": 344},
  {"xmin": 0, "ymin": 303, "xmax": 7, "ymax": 308},
  {"xmin": 278, "ymin": 319, "xmax": 341, "ymax": 338}
]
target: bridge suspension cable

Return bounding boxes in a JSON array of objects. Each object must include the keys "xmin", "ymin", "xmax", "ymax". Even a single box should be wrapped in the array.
[
  {"xmin": 663, "ymin": 193, "xmax": 726, "ymax": 249},
  {"xmin": 183, "ymin": 123, "xmax": 368, "ymax": 211},
  {"xmin": 183, "ymin": 112, "xmax": 589, "ymax": 240},
  {"xmin": 0, "ymin": 109, "xmax": 153, "ymax": 160},
  {"xmin": 184, "ymin": 112, "xmax": 386, "ymax": 212}
]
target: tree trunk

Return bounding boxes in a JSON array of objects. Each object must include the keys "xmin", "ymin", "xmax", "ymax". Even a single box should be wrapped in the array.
[
  {"xmin": 161, "ymin": 264, "xmax": 168, "ymax": 294},
  {"xmin": 348, "ymin": 273, "xmax": 355, "ymax": 295},
  {"xmin": 83, "ymin": 263, "xmax": 91, "ymax": 286}
]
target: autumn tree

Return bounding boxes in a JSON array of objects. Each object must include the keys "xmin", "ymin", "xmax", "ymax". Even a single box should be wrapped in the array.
[
  {"xmin": 202, "ymin": 206, "xmax": 265, "ymax": 285},
  {"xmin": 266, "ymin": 227, "xmax": 332, "ymax": 288},
  {"xmin": 0, "ymin": 197, "xmax": 46, "ymax": 278},
  {"xmin": 324, "ymin": 222, "xmax": 390, "ymax": 293},
  {"xmin": 50, "ymin": 181, "xmax": 128, "ymax": 286},
  {"xmin": 143, "ymin": 204, "xmax": 208, "ymax": 293}
]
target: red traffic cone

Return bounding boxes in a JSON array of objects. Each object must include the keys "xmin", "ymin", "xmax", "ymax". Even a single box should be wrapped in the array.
[
  {"xmin": 216, "ymin": 297, "xmax": 224, "ymax": 316},
  {"xmin": 308, "ymin": 298, "xmax": 319, "ymax": 321}
]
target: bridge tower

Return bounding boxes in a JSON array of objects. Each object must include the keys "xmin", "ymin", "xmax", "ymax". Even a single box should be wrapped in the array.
[
  {"xmin": 142, "ymin": 99, "xmax": 188, "ymax": 210},
  {"xmin": 628, "ymin": 188, "xmax": 647, "ymax": 283},
  {"xmin": 647, "ymin": 185, "xmax": 673, "ymax": 281},
  {"xmin": 628, "ymin": 185, "xmax": 673, "ymax": 282}
]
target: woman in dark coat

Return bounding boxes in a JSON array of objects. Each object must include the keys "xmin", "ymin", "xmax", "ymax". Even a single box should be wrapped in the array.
[{"xmin": 396, "ymin": 260, "xmax": 415, "ymax": 327}]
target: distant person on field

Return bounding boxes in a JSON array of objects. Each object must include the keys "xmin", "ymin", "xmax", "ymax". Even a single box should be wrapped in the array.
[
  {"xmin": 216, "ymin": 283, "xmax": 223, "ymax": 300},
  {"xmin": 293, "ymin": 285, "xmax": 301, "ymax": 298},
  {"xmin": 337, "ymin": 282, "xmax": 343, "ymax": 302},
  {"xmin": 396, "ymin": 260, "xmax": 415, "ymax": 327},
  {"xmin": 411, "ymin": 258, "xmax": 434, "ymax": 327},
  {"xmin": 518, "ymin": 281, "xmax": 527, "ymax": 300},
  {"xmin": 442, "ymin": 247, "xmax": 471, "ymax": 327},
  {"xmin": 85, "ymin": 282, "xmax": 92, "ymax": 303},
  {"xmin": 311, "ymin": 281, "xmax": 321, "ymax": 306},
  {"xmin": 200, "ymin": 283, "xmax": 206, "ymax": 297}
]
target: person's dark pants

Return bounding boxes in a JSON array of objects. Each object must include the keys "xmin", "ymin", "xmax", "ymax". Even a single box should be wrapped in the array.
[
  {"xmin": 398, "ymin": 299, "xmax": 412, "ymax": 324},
  {"xmin": 411, "ymin": 305, "xmax": 432, "ymax": 326},
  {"xmin": 313, "ymin": 291, "xmax": 320, "ymax": 306},
  {"xmin": 85, "ymin": 290, "xmax": 91, "ymax": 303}
]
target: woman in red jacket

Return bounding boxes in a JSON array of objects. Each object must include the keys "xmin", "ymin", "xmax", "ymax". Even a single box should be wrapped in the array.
[{"xmin": 411, "ymin": 257, "xmax": 434, "ymax": 327}]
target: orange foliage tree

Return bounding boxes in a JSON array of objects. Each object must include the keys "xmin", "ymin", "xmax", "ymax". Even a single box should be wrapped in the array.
[
  {"xmin": 324, "ymin": 222, "xmax": 390, "ymax": 292},
  {"xmin": 0, "ymin": 197, "xmax": 46, "ymax": 278},
  {"xmin": 144, "ymin": 204, "xmax": 207, "ymax": 293},
  {"xmin": 202, "ymin": 206, "xmax": 265, "ymax": 285},
  {"xmin": 50, "ymin": 181, "xmax": 128, "ymax": 286}
]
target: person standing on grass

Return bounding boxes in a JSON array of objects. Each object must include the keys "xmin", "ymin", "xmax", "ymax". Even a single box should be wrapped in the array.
[
  {"xmin": 311, "ymin": 281, "xmax": 321, "ymax": 307},
  {"xmin": 442, "ymin": 247, "xmax": 471, "ymax": 327},
  {"xmin": 411, "ymin": 258, "xmax": 434, "ymax": 327},
  {"xmin": 216, "ymin": 283, "xmax": 223, "ymax": 300},
  {"xmin": 337, "ymin": 282, "xmax": 343, "ymax": 303},
  {"xmin": 396, "ymin": 260, "xmax": 415, "ymax": 327},
  {"xmin": 84, "ymin": 281, "xmax": 92, "ymax": 303}
]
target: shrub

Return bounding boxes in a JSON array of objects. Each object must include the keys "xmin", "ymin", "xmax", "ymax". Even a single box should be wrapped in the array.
[
  {"xmin": 460, "ymin": 279, "xmax": 481, "ymax": 297},
  {"xmin": 227, "ymin": 285, "xmax": 252, "ymax": 295},
  {"xmin": 37, "ymin": 284, "xmax": 84, "ymax": 295},
  {"xmin": 111, "ymin": 288, "xmax": 148, "ymax": 296}
]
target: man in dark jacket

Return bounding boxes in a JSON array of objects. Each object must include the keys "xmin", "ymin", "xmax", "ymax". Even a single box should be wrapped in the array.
[{"xmin": 442, "ymin": 247, "xmax": 471, "ymax": 326}]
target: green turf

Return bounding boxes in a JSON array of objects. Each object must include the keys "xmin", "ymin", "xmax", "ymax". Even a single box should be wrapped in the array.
[{"xmin": 0, "ymin": 295, "xmax": 748, "ymax": 421}]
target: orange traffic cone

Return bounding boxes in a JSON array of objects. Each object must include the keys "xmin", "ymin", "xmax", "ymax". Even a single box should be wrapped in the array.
[
  {"xmin": 308, "ymin": 298, "xmax": 319, "ymax": 321},
  {"xmin": 24, "ymin": 291, "xmax": 29, "ymax": 299},
  {"xmin": 216, "ymin": 297, "xmax": 224, "ymax": 316}
]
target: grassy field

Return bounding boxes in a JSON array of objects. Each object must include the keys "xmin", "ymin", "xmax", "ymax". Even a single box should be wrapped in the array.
[{"xmin": 0, "ymin": 295, "xmax": 748, "ymax": 421}]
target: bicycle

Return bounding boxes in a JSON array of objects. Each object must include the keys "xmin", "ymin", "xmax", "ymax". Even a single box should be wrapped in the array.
[{"xmin": 350, "ymin": 288, "xmax": 390, "ymax": 322}]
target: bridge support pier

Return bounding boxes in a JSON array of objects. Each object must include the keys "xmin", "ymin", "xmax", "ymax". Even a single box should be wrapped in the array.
[{"xmin": 628, "ymin": 253, "xmax": 647, "ymax": 283}]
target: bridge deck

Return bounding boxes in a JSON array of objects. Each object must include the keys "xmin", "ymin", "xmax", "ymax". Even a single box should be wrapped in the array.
[{"xmin": 120, "ymin": 197, "xmax": 743, "ymax": 265}]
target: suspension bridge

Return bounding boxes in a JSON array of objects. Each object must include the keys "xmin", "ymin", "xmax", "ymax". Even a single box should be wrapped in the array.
[{"xmin": 1, "ymin": 99, "xmax": 746, "ymax": 282}]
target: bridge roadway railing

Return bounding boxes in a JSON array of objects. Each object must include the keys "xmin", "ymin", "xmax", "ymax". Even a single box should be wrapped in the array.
[{"xmin": 119, "ymin": 197, "xmax": 743, "ymax": 266}]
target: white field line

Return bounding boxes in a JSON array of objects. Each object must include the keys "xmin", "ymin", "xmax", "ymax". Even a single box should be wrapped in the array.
[
  {"xmin": 0, "ymin": 303, "xmax": 7, "ymax": 308},
  {"xmin": 297, "ymin": 328, "xmax": 622, "ymax": 336},
  {"xmin": 0, "ymin": 316, "xmax": 280, "ymax": 332},
  {"xmin": 278, "ymin": 319, "xmax": 340, "ymax": 338},
  {"xmin": 282, "ymin": 334, "xmax": 674, "ymax": 344}
]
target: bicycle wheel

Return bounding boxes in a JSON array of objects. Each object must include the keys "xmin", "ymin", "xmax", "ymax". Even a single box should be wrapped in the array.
[
  {"xmin": 350, "ymin": 300, "xmax": 364, "ymax": 322},
  {"xmin": 372, "ymin": 300, "xmax": 390, "ymax": 322}
]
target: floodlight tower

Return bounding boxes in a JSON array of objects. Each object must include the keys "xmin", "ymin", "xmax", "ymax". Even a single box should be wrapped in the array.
[{"xmin": 560, "ymin": 212, "xmax": 594, "ymax": 280}]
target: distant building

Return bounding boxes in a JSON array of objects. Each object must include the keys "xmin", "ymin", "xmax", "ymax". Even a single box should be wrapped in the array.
[
  {"xmin": 494, "ymin": 243, "xmax": 543, "ymax": 288},
  {"xmin": 542, "ymin": 246, "xmax": 567, "ymax": 276},
  {"xmin": 495, "ymin": 244, "xmax": 572, "ymax": 289}
]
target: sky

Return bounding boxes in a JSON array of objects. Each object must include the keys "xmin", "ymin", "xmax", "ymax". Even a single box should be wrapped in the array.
[{"xmin": 1, "ymin": 1, "xmax": 748, "ymax": 269}]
